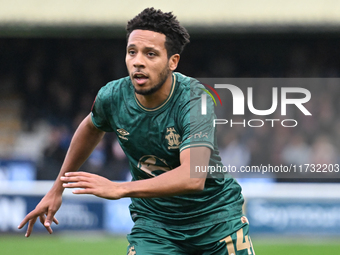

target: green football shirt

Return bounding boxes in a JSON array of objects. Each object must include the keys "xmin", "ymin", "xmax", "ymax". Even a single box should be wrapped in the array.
[{"xmin": 91, "ymin": 72, "xmax": 244, "ymax": 229}]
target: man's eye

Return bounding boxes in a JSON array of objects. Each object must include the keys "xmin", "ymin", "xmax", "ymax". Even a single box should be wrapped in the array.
[
  {"xmin": 129, "ymin": 50, "xmax": 136, "ymax": 55},
  {"xmin": 148, "ymin": 52, "xmax": 156, "ymax": 57}
]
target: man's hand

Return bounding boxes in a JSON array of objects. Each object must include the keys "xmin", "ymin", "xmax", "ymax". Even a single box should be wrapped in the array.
[
  {"xmin": 61, "ymin": 172, "xmax": 123, "ymax": 200},
  {"xmin": 17, "ymin": 114, "xmax": 106, "ymax": 237},
  {"xmin": 18, "ymin": 192, "xmax": 61, "ymax": 237}
]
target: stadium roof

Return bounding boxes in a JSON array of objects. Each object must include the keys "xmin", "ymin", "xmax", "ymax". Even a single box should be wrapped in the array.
[{"xmin": 1, "ymin": 0, "xmax": 340, "ymax": 35}]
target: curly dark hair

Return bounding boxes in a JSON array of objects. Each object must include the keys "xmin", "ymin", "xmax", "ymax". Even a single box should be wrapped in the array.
[{"xmin": 126, "ymin": 8, "xmax": 190, "ymax": 58}]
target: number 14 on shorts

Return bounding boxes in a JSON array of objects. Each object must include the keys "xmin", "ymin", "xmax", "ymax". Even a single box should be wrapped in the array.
[{"xmin": 220, "ymin": 228, "xmax": 255, "ymax": 255}]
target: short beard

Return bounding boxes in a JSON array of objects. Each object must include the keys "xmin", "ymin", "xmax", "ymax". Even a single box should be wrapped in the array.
[{"xmin": 134, "ymin": 67, "xmax": 171, "ymax": 96}]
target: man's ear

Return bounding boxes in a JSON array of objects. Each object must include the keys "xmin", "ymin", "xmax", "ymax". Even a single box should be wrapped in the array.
[{"xmin": 169, "ymin": 54, "xmax": 180, "ymax": 71}]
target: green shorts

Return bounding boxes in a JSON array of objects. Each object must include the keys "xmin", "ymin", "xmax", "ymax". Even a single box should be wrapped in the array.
[{"xmin": 126, "ymin": 216, "xmax": 255, "ymax": 255}]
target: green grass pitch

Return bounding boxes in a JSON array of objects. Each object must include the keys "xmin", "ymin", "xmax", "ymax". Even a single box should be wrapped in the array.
[{"xmin": 1, "ymin": 234, "xmax": 339, "ymax": 255}]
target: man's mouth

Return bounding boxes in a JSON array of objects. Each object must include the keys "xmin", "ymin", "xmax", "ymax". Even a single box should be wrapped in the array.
[{"xmin": 133, "ymin": 73, "xmax": 149, "ymax": 85}]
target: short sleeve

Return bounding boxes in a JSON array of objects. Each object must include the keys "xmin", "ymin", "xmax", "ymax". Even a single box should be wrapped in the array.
[
  {"xmin": 179, "ymin": 82, "xmax": 216, "ymax": 152},
  {"xmin": 91, "ymin": 83, "xmax": 115, "ymax": 132}
]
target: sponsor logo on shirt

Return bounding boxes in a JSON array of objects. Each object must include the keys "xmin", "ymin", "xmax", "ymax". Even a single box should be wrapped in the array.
[
  {"xmin": 137, "ymin": 155, "xmax": 171, "ymax": 177},
  {"xmin": 188, "ymin": 132, "xmax": 209, "ymax": 139},
  {"xmin": 117, "ymin": 128, "xmax": 129, "ymax": 140}
]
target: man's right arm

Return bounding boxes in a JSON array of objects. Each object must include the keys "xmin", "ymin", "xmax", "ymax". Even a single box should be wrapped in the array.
[{"xmin": 18, "ymin": 114, "xmax": 105, "ymax": 237}]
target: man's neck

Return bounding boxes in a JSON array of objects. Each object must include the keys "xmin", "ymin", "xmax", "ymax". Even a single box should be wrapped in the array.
[{"xmin": 135, "ymin": 73, "xmax": 173, "ymax": 109}]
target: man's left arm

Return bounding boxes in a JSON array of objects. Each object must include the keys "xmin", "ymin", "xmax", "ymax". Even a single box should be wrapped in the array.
[{"xmin": 61, "ymin": 146, "xmax": 210, "ymax": 199}]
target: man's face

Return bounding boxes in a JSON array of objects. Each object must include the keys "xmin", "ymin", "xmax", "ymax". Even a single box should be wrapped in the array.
[{"xmin": 126, "ymin": 29, "xmax": 174, "ymax": 96}]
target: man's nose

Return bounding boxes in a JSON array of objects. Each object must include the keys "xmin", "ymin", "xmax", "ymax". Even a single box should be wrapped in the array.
[{"xmin": 133, "ymin": 53, "xmax": 145, "ymax": 68}]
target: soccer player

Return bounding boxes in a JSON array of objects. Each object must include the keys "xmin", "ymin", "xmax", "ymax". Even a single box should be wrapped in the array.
[{"xmin": 18, "ymin": 8, "xmax": 255, "ymax": 255}]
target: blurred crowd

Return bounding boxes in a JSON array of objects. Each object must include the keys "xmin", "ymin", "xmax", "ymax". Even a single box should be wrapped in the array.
[
  {"xmin": 215, "ymin": 80, "xmax": 340, "ymax": 182},
  {"xmin": 1, "ymin": 32, "xmax": 340, "ymax": 181}
]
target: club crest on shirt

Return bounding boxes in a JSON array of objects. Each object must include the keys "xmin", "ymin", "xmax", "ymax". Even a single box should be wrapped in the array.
[{"xmin": 165, "ymin": 127, "xmax": 181, "ymax": 149}]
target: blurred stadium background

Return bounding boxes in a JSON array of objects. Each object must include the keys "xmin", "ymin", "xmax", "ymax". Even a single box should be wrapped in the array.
[{"xmin": 1, "ymin": 1, "xmax": 340, "ymax": 254}]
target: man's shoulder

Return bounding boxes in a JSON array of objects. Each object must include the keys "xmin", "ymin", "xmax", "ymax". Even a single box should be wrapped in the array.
[
  {"xmin": 174, "ymin": 72, "xmax": 205, "ymax": 98},
  {"xmin": 174, "ymin": 72, "xmax": 199, "ymax": 86}
]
